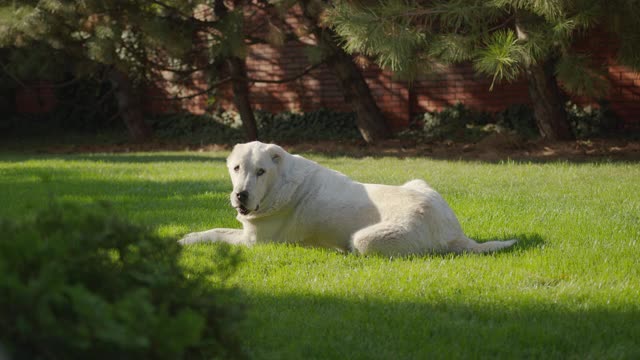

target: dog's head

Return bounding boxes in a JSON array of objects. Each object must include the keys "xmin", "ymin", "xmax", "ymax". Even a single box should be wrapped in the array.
[{"xmin": 226, "ymin": 141, "xmax": 285, "ymax": 217}]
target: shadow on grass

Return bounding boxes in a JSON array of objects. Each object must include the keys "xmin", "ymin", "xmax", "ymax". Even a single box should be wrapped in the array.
[
  {"xmin": 402, "ymin": 234, "xmax": 544, "ymax": 260},
  {"xmin": 72, "ymin": 154, "xmax": 228, "ymax": 164},
  {"xmin": 473, "ymin": 233, "xmax": 544, "ymax": 253},
  {"xmin": 283, "ymin": 141, "xmax": 640, "ymax": 164},
  {"xmin": 0, "ymin": 165, "xmax": 235, "ymax": 229},
  {"xmin": 512, "ymin": 233, "xmax": 545, "ymax": 250},
  {"xmin": 241, "ymin": 292, "xmax": 640, "ymax": 359},
  {"xmin": 0, "ymin": 153, "xmax": 227, "ymax": 164}
]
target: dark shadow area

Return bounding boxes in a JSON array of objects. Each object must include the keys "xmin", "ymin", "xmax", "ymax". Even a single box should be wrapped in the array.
[
  {"xmin": 0, "ymin": 165, "xmax": 236, "ymax": 231},
  {"xmin": 512, "ymin": 232, "xmax": 545, "ymax": 250},
  {"xmin": 286, "ymin": 140, "xmax": 640, "ymax": 164},
  {"xmin": 355, "ymin": 233, "xmax": 543, "ymax": 260},
  {"xmin": 0, "ymin": 153, "xmax": 227, "ymax": 164},
  {"xmin": 69, "ymin": 154, "xmax": 228, "ymax": 164},
  {"xmin": 240, "ymin": 292, "xmax": 640, "ymax": 359},
  {"xmin": 474, "ymin": 233, "xmax": 545, "ymax": 254}
]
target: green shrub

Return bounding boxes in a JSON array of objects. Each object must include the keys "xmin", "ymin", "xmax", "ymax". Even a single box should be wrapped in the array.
[
  {"xmin": 255, "ymin": 109, "xmax": 360, "ymax": 142},
  {"xmin": 406, "ymin": 102, "xmax": 622, "ymax": 142},
  {"xmin": 495, "ymin": 104, "xmax": 539, "ymax": 139},
  {"xmin": 0, "ymin": 202, "xmax": 244, "ymax": 360},
  {"xmin": 566, "ymin": 101, "xmax": 621, "ymax": 139},
  {"xmin": 403, "ymin": 103, "xmax": 495, "ymax": 141},
  {"xmin": 148, "ymin": 109, "xmax": 360, "ymax": 143},
  {"xmin": 149, "ymin": 112, "xmax": 245, "ymax": 144}
]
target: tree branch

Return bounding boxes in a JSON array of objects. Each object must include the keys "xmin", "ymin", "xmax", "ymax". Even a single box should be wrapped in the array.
[
  {"xmin": 0, "ymin": 61, "xmax": 29, "ymax": 89},
  {"xmin": 149, "ymin": 59, "xmax": 326, "ymax": 101},
  {"xmin": 148, "ymin": 76, "xmax": 232, "ymax": 100},
  {"xmin": 488, "ymin": 14, "xmax": 516, "ymax": 33},
  {"xmin": 246, "ymin": 61, "xmax": 325, "ymax": 84}
]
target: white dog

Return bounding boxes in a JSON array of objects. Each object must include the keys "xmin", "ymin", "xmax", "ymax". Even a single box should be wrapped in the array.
[{"xmin": 179, "ymin": 141, "xmax": 516, "ymax": 256}]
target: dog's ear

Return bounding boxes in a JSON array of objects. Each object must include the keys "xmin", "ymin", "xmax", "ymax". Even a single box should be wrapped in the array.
[{"xmin": 267, "ymin": 144, "xmax": 285, "ymax": 164}]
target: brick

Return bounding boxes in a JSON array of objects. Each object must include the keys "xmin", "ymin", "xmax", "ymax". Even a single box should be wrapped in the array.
[{"xmin": 12, "ymin": 21, "xmax": 640, "ymax": 131}]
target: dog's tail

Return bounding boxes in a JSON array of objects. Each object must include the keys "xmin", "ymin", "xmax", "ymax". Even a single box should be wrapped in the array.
[{"xmin": 456, "ymin": 237, "xmax": 517, "ymax": 253}]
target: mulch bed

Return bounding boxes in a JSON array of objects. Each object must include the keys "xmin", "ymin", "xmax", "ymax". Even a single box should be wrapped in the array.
[{"xmin": 10, "ymin": 138, "xmax": 640, "ymax": 162}]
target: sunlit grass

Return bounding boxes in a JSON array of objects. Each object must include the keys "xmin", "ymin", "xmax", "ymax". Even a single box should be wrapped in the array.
[{"xmin": 1, "ymin": 151, "xmax": 638, "ymax": 358}]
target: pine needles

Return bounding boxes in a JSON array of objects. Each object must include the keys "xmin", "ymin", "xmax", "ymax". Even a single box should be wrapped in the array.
[{"xmin": 328, "ymin": 0, "xmax": 640, "ymax": 93}]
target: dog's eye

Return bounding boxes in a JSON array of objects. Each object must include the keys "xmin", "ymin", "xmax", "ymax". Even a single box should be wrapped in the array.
[
  {"xmin": 233, "ymin": 165, "xmax": 240, "ymax": 172},
  {"xmin": 256, "ymin": 168, "xmax": 265, "ymax": 177}
]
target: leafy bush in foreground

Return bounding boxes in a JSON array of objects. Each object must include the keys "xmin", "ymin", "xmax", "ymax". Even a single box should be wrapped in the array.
[{"xmin": 0, "ymin": 202, "xmax": 244, "ymax": 359}]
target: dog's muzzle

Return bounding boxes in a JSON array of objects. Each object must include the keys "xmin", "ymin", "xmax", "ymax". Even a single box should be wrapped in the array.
[{"xmin": 234, "ymin": 191, "xmax": 258, "ymax": 215}]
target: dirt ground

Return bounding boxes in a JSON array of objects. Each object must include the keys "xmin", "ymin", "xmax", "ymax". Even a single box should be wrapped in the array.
[
  {"xmin": 288, "ymin": 137, "xmax": 640, "ymax": 162},
  {"xmin": 30, "ymin": 136, "xmax": 640, "ymax": 162}
]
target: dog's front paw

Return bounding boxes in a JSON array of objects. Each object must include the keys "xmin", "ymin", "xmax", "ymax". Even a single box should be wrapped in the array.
[{"xmin": 178, "ymin": 232, "xmax": 201, "ymax": 245}]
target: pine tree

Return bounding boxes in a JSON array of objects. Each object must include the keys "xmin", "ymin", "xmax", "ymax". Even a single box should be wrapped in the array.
[
  {"xmin": 244, "ymin": 0, "xmax": 391, "ymax": 143},
  {"xmin": 329, "ymin": 0, "xmax": 640, "ymax": 140},
  {"xmin": 296, "ymin": 0, "xmax": 390, "ymax": 143},
  {"xmin": 0, "ymin": 0, "xmax": 258, "ymax": 141}
]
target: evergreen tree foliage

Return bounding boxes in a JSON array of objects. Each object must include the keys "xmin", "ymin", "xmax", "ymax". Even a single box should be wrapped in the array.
[
  {"xmin": 0, "ymin": 0, "xmax": 255, "ymax": 140},
  {"xmin": 1, "ymin": 0, "xmax": 392, "ymax": 143},
  {"xmin": 329, "ymin": 0, "xmax": 640, "ymax": 139},
  {"xmin": 235, "ymin": 0, "xmax": 391, "ymax": 142},
  {"xmin": 3, "ymin": 1, "xmax": 177, "ymax": 80}
]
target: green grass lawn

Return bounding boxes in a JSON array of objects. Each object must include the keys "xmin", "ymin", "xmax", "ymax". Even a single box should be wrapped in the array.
[{"xmin": 1, "ymin": 151, "xmax": 639, "ymax": 359}]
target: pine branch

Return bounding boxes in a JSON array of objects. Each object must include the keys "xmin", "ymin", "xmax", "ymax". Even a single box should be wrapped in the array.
[
  {"xmin": 556, "ymin": 53, "xmax": 610, "ymax": 97},
  {"xmin": 0, "ymin": 60, "xmax": 29, "ymax": 89},
  {"xmin": 473, "ymin": 29, "xmax": 525, "ymax": 90}
]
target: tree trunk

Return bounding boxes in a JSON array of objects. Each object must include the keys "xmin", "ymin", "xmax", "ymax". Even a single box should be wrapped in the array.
[
  {"xmin": 300, "ymin": 1, "xmax": 389, "ymax": 143},
  {"xmin": 327, "ymin": 45, "xmax": 390, "ymax": 143},
  {"xmin": 525, "ymin": 59, "xmax": 574, "ymax": 140},
  {"xmin": 227, "ymin": 57, "xmax": 258, "ymax": 141},
  {"xmin": 516, "ymin": 12, "xmax": 573, "ymax": 141},
  {"xmin": 108, "ymin": 68, "xmax": 152, "ymax": 142},
  {"xmin": 214, "ymin": 0, "xmax": 257, "ymax": 141}
]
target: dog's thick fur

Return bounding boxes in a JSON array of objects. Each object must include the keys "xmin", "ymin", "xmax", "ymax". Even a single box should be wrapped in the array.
[{"xmin": 179, "ymin": 141, "xmax": 516, "ymax": 255}]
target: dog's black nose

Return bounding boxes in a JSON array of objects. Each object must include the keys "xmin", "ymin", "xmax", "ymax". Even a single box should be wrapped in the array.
[{"xmin": 236, "ymin": 191, "xmax": 248, "ymax": 203}]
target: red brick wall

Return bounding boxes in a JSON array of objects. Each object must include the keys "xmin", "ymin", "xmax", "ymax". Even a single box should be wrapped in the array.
[
  {"xmin": 13, "ymin": 16, "xmax": 640, "ymax": 132},
  {"xmin": 15, "ymin": 82, "xmax": 57, "ymax": 113},
  {"xmin": 235, "ymin": 30, "xmax": 640, "ymax": 130},
  {"xmin": 205, "ymin": 22, "xmax": 640, "ymax": 131}
]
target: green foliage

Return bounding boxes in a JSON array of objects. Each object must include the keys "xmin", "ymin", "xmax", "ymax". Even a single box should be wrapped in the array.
[
  {"xmin": 329, "ymin": 0, "xmax": 640, "ymax": 94},
  {"xmin": 149, "ymin": 109, "xmax": 360, "ymax": 143},
  {"xmin": 429, "ymin": 35, "xmax": 476, "ymax": 64},
  {"xmin": 404, "ymin": 103, "xmax": 492, "ymax": 141},
  {"xmin": 555, "ymin": 53, "xmax": 609, "ymax": 97},
  {"xmin": 150, "ymin": 112, "xmax": 245, "ymax": 144},
  {"xmin": 473, "ymin": 30, "xmax": 526, "ymax": 90},
  {"xmin": 1, "ymin": 44, "xmax": 70, "ymax": 81},
  {"xmin": 0, "ymin": 0, "xmax": 245, "ymax": 85},
  {"xmin": 566, "ymin": 101, "xmax": 621, "ymax": 139},
  {"xmin": 494, "ymin": 103, "xmax": 539, "ymax": 139},
  {"xmin": 0, "ymin": 202, "xmax": 244, "ymax": 360},
  {"xmin": 404, "ymin": 101, "xmax": 620, "ymax": 141},
  {"xmin": 330, "ymin": 0, "xmax": 428, "ymax": 74},
  {"xmin": 255, "ymin": 109, "xmax": 360, "ymax": 142}
]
